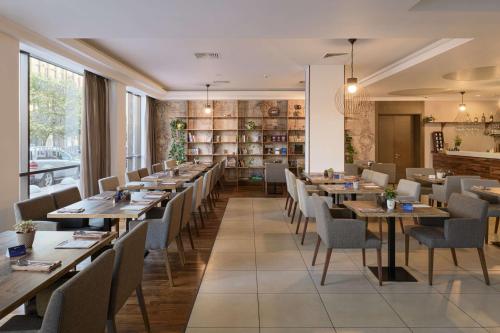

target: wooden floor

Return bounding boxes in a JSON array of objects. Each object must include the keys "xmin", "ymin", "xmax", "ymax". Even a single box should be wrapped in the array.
[{"xmin": 117, "ymin": 184, "xmax": 280, "ymax": 333}]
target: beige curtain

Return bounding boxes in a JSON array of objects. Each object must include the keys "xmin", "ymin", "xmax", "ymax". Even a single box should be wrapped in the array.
[
  {"xmin": 81, "ymin": 70, "xmax": 110, "ymax": 197},
  {"xmin": 146, "ymin": 96, "xmax": 158, "ymax": 168}
]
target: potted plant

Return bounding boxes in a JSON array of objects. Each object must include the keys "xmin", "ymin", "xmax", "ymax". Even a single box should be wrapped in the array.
[
  {"xmin": 169, "ymin": 119, "xmax": 187, "ymax": 164},
  {"xmin": 384, "ymin": 187, "xmax": 397, "ymax": 210},
  {"xmin": 14, "ymin": 220, "xmax": 37, "ymax": 248},
  {"xmin": 246, "ymin": 121, "xmax": 257, "ymax": 130},
  {"xmin": 454, "ymin": 135, "xmax": 462, "ymax": 151},
  {"xmin": 327, "ymin": 168, "xmax": 334, "ymax": 178},
  {"xmin": 344, "ymin": 131, "xmax": 356, "ymax": 163}
]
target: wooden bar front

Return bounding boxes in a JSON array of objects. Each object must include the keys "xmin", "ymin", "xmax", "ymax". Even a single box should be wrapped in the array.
[{"xmin": 432, "ymin": 153, "xmax": 500, "ymax": 181}]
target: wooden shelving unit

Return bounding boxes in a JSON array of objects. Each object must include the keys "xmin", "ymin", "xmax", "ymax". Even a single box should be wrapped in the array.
[{"xmin": 184, "ymin": 99, "xmax": 305, "ymax": 187}]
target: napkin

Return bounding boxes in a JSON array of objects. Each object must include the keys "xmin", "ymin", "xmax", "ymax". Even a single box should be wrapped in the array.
[
  {"xmin": 11, "ymin": 259, "xmax": 62, "ymax": 272},
  {"xmin": 57, "ymin": 207, "xmax": 85, "ymax": 213}
]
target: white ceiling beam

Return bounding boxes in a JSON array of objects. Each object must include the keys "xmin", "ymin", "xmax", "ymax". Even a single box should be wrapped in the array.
[{"xmin": 163, "ymin": 90, "xmax": 305, "ymax": 100}]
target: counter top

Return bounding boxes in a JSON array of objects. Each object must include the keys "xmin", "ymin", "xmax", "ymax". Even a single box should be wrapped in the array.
[{"xmin": 444, "ymin": 150, "xmax": 500, "ymax": 160}]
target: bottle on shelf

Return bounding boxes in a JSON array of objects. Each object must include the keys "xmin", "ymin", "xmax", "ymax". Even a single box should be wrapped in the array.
[{"xmin": 481, "ymin": 113, "xmax": 486, "ymax": 123}]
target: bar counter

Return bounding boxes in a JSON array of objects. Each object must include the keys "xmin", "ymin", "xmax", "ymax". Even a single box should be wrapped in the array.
[{"xmin": 432, "ymin": 151, "xmax": 500, "ymax": 181}]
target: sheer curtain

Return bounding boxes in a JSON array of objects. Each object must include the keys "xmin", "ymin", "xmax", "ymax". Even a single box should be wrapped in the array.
[
  {"xmin": 81, "ymin": 70, "xmax": 110, "ymax": 197},
  {"xmin": 146, "ymin": 96, "xmax": 157, "ymax": 169}
]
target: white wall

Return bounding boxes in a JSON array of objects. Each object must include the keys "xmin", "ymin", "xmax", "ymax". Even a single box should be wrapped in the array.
[
  {"xmin": 0, "ymin": 32, "xmax": 20, "ymax": 231},
  {"xmin": 305, "ymin": 65, "xmax": 345, "ymax": 172},
  {"xmin": 109, "ymin": 81, "xmax": 127, "ymax": 185}
]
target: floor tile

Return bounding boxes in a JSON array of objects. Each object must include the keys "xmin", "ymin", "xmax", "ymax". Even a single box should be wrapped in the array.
[
  {"xmin": 261, "ymin": 328, "xmax": 335, "ymax": 333},
  {"xmin": 207, "ymin": 252, "xmax": 256, "ymax": 270},
  {"xmin": 335, "ymin": 329, "xmax": 411, "ymax": 333},
  {"xmin": 216, "ymin": 227, "xmax": 254, "ymax": 240},
  {"xmin": 188, "ymin": 294, "xmax": 259, "ymax": 327},
  {"xmin": 200, "ymin": 270, "xmax": 257, "ymax": 293},
  {"xmin": 259, "ymin": 293, "xmax": 332, "ymax": 328},
  {"xmin": 383, "ymin": 293, "xmax": 479, "ymax": 328},
  {"xmin": 447, "ymin": 293, "xmax": 500, "ymax": 327},
  {"xmin": 255, "ymin": 237, "xmax": 299, "ymax": 252},
  {"xmin": 321, "ymin": 293, "xmax": 404, "ymax": 328},
  {"xmin": 311, "ymin": 271, "xmax": 377, "ymax": 293},
  {"xmin": 430, "ymin": 271, "xmax": 497, "ymax": 294},
  {"xmin": 212, "ymin": 239, "xmax": 255, "ymax": 253},
  {"xmin": 411, "ymin": 329, "xmax": 488, "ymax": 333},
  {"xmin": 256, "ymin": 251, "xmax": 307, "ymax": 270},
  {"xmin": 186, "ymin": 329, "xmax": 259, "ymax": 333},
  {"xmin": 257, "ymin": 270, "xmax": 316, "ymax": 293}
]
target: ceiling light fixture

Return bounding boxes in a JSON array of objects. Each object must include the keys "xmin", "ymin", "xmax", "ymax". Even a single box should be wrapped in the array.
[
  {"xmin": 347, "ymin": 39, "xmax": 358, "ymax": 94},
  {"xmin": 204, "ymin": 84, "xmax": 212, "ymax": 114},
  {"xmin": 458, "ymin": 91, "xmax": 466, "ymax": 112}
]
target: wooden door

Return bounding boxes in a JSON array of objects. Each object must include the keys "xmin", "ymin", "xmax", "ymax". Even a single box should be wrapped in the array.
[{"xmin": 377, "ymin": 115, "xmax": 417, "ymax": 181}]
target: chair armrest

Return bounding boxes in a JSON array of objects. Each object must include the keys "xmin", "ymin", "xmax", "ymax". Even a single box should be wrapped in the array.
[
  {"xmin": 33, "ymin": 220, "xmax": 63, "ymax": 231},
  {"xmin": 444, "ymin": 217, "xmax": 484, "ymax": 248},
  {"xmin": 462, "ymin": 190, "xmax": 480, "ymax": 199}
]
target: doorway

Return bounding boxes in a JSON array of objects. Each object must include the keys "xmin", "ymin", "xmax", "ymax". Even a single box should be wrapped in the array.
[{"xmin": 377, "ymin": 114, "xmax": 421, "ymax": 181}]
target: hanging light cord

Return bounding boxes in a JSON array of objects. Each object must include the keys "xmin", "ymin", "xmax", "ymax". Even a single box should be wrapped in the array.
[
  {"xmin": 350, "ymin": 40, "xmax": 354, "ymax": 77},
  {"xmin": 206, "ymin": 84, "xmax": 210, "ymax": 105}
]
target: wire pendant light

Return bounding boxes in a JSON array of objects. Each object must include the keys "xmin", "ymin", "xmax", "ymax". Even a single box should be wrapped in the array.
[{"xmin": 204, "ymin": 84, "xmax": 212, "ymax": 114}]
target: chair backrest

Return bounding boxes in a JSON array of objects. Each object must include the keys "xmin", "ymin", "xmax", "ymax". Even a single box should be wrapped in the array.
[
  {"xmin": 192, "ymin": 176, "xmax": 204, "ymax": 211},
  {"xmin": 51, "ymin": 187, "xmax": 82, "ymax": 209},
  {"xmin": 152, "ymin": 163, "xmax": 163, "ymax": 173},
  {"xmin": 126, "ymin": 170, "xmax": 141, "ymax": 182},
  {"xmin": 371, "ymin": 171, "xmax": 389, "ymax": 187},
  {"xmin": 137, "ymin": 167, "xmax": 149, "ymax": 178},
  {"xmin": 406, "ymin": 167, "xmax": 435, "ymax": 179},
  {"xmin": 444, "ymin": 175, "xmax": 480, "ymax": 201},
  {"xmin": 13, "ymin": 194, "xmax": 57, "ymax": 223},
  {"xmin": 164, "ymin": 192, "xmax": 185, "ymax": 245},
  {"xmin": 40, "ymin": 249, "xmax": 115, "ymax": 333},
  {"xmin": 98, "ymin": 176, "xmax": 119, "ymax": 193},
  {"xmin": 181, "ymin": 186, "xmax": 194, "ymax": 227},
  {"xmin": 165, "ymin": 159, "xmax": 177, "ymax": 169},
  {"xmin": 344, "ymin": 163, "xmax": 359, "ymax": 176},
  {"xmin": 108, "ymin": 223, "xmax": 148, "ymax": 317},
  {"xmin": 371, "ymin": 163, "xmax": 396, "ymax": 184},
  {"xmin": 461, "ymin": 178, "xmax": 500, "ymax": 202},
  {"xmin": 286, "ymin": 169, "xmax": 298, "ymax": 201},
  {"xmin": 202, "ymin": 169, "xmax": 213, "ymax": 199},
  {"xmin": 361, "ymin": 169, "xmax": 373, "ymax": 182},
  {"xmin": 210, "ymin": 164, "xmax": 220, "ymax": 191},
  {"xmin": 265, "ymin": 163, "xmax": 287, "ymax": 183},
  {"xmin": 220, "ymin": 158, "xmax": 227, "ymax": 177},
  {"xmin": 296, "ymin": 179, "xmax": 314, "ymax": 217},
  {"xmin": 396, "ymin": 179, "xmax": 421, "ymax": 202}
]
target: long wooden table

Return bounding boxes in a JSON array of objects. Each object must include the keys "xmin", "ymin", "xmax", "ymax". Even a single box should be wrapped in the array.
[
  {"xmin": 303, "ymin": 172, "xmax": 357, "ymax": 185},
  {"xmin": 343, "ymin": 200, "xmax": 449, "ymax": 282},
  {"xmin": 320, "ymin": 183, "xmax": 384, "ymax": 202},
  {"xmin": 0, "ymin": 231, "xmax": 116, "ymax": 318},
  {"xmin": 470, "ymin": 186, "xmax": 500, "ymax": 198},
  {"xmin": 410, "ymin": 174, "xmax": 445, "ymax": 185},
  {"xmin": 120, "ymin": 180, "xmax": 183, "ymax": 192}
]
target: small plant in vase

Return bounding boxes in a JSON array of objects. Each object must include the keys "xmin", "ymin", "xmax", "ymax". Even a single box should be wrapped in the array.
[
  {"xmin": 169, "ymin": 119, "xmax": 187, "ymax": 164},
  {"xmin": 384, "ymin": 187, "xmax": 398, "ymax": 211},
  {"xmin": 14, "ymin": 220, "xmax": 37, "ymax": 248},
  {"xmin": 453, "ymin": 135, "xmax": 462, "ymax": 151}
]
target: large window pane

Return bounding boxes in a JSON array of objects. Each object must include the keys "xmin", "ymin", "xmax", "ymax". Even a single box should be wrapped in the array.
[
  {"xmin": 23, "ymin": 56, "xmax": 83, "ymax": 198},
  {"xmin": 126, "ymin": 92, "xmax": 142, "ymax": 171}
]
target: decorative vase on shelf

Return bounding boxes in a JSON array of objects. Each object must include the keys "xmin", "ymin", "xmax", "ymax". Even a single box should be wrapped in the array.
[
  {"xmin": 17, "ymin": 231, "xmax": 36, "ymax": 248},
  {"xmin": 386, "ymin": 199, "xmax": 396, "ymax": 211}
]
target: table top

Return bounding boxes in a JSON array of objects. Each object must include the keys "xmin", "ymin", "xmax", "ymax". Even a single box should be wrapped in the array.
[
  {"xmin": 410, "ymin": 174, "xmax": 445, "ymax": 185},
  {"xmin": 320, "ymin": 184, "xmax": 384, "ymax": 195},
  {"xmin": 141, "ymin": 169, "xmax": 203, "ymax": 184},
  {"xmin": 343, "ymin": 200, "xmax": 450, "ymax": 218},
  {"xmin": 470, "ymin": 186, "xmax": 500, "ymax": 198},
  {"xmin": 0, "ymin": 231, "xmax": 116, "ymax": 318},
  {"xmin": 47, "ymin": 191, "xmax": 168, "ymax": 219},
  {"xmin": 303, "ymin": 172, "xmax": 357, "ymax": 185},
  {"xmin": 120, "ymin": 181, "xmax": 182, "ymax": 191}
]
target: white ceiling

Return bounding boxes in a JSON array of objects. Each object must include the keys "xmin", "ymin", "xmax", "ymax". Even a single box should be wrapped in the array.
[{"xmin": 1, "ymin": 0, "xmax": 500, "ymax": 95}]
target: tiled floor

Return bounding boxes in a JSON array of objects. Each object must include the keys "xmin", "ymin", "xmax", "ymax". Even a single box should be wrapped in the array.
[{"xmin": 187, "ymin": 197, "xmax": 500, "ymax": 332}]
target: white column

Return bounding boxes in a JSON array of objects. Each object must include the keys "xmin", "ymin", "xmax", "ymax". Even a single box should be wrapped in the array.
[
  {"xmin": 305, "ymin": 65, "xmax": 345, "ymax": 173},
  {"xmin": 0, "ymin": 33, "xmax": 20, "ymax": 231},
  {"xmin": 108, "ymin": 80, "xmax": 127, "ymax": 185}
]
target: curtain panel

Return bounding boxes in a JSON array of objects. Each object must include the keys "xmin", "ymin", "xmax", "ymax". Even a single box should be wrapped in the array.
[
  {"xmin": 81, "ymin": 70, "xmax": 110, "ymax": 197},
  {"xmin": 146, "ymin": 96, "xmax": 158, "ymax": 168}
]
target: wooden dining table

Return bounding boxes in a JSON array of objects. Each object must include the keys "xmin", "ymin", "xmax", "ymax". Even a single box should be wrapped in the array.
[
  {"xmin": 303, "ymin": 172, "xmax": 357, "ymax": 185},
  {"xmin": 320, "ymin": 183, "xmax": 384, "ymax": 202},
  {"xmin": 410, "ymin": 174, "xmax": 445, "ymax": 185},
  {"xmin": 470, "ymin": 186, "xmax": 500, "ymax": 198},
  {"xmin": 0, "ymin": 231, "xmax": 116, "ymax": 318},
  {"xmin": 343, "ymin": 200, "xmax": 449, "ymax": 282}
]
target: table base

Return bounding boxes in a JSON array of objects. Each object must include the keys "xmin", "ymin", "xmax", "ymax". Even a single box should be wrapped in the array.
[
  {"xmin": 490, "ymin": 241, "xmax": 500, "ymax": 248},
  {"xmin": 368, "ymin": 266, "xmax": 418, "ymax": 282}
]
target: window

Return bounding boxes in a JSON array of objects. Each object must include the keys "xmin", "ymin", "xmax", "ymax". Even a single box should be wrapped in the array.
[
  {"xmin": 126, "ymin": 92, "xmax": 142, "ymax": 171},
  {"xmin": 20, "ymin": 53, "xmax": 83, "ymax": 198}
]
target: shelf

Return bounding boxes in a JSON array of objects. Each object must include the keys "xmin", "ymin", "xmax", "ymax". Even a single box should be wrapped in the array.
[
  {"xmin": 214, "ymin": 142, "xmax": 238, "ymax": 144},
  {"xmin": 264, "ymin": 154, "xmax": 287, "ymax": 156},
  {"xmin": 213, "ymin": 154, "xmax": 238, "ymax": 156},
  {"xmin": 288, "ymin": 117, "xmax": 306, "ymax": 119},
  {"xmin": 187, "ymin": 154, "xmax": 213, "ymax": 156},
  {"xmin": 263, "ymin": 129, "xmax": 287, "ymax": 131},
  {"xmin": 187, "ymin": 116, "xmax": 212, "ymax": 119},
  {"xmin": 213, "ymin": 128, "xmax": 238, "ymax": 131},
  {"xmin": 238, "ymin": 128, "xmax": 262, "ymax": 131},
  {"xmin": 213, "ymin": 116, "xmax": 238, "ymax": 119},
  {"xmin": 239, "ymin": 154, "xmax": 263, "ymax": 156},
  {"xmin": 263, "ymin": 141, "xmax": 287, "ymax": 144},
  {"xmin": 239, "ymin": 141, "xmax": 262, "ymax": 144},
  {"xmin": 238, "ymin": 166, "xmax": 265, "ymax": 169},
  {"xmin": 188, "ymin": 142, "xmax": 212, "ymax": 144},
  {"xmin": 187, "ymin": 129, "xmax": 213, "ymax": 131}
]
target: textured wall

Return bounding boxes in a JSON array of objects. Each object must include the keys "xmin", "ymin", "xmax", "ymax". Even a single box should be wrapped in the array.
[
  {"xmin": 345, "ymin": 102, "xmax": 375, "ymax": 161},
  {"xmin": 155, "ymin": 101, "xmax": 188, "ymax": 161}
]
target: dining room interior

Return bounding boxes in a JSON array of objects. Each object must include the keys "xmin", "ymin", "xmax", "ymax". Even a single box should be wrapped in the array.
[{"xmin": 1, "ymin": 1, "xmax": 500, "ymax": 332}]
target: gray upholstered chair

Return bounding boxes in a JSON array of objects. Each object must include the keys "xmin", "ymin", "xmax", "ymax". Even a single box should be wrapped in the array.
[
  {"xmin": 180, "ymin": 186, "xmax": 196, "ymax": 250},
  {"xmin": 0, "ymin": 250, "xmax": 115, "ymax": 333},
  {"xmin": 361, "ymin": 169, "xmax": 374, "ymax": 182},
  {"xmin": 311, "ymin": 195, "xmax": 382, "ymax": 286},
  {"xmin": 396, "ymin": 179, "xmax": 421, "ymax": 233},
  {"xmin": 152, "ymin": 163, "xmax": 163, "ymax": 173},
  {"xmin": 98, "ymin": 176, "xmax": 120, "ymax": 193},
  {"xmin": 209, "ymin": 163, "xmax": 221, "ymax": 203},
  {"xmin": 406, "ymin": 167, "xmax": 435, "ymax": 196},
  {"xmin": 137, "ymin": 167, "xmax": 149, "ymax": 178},
  {"xmin": 130, "ymin": 192, "xmax": 185, "ymax": 287},
  {"xmin": 189, "ymin": 176, "xmax": 205, "ymax": 231},
  {"xmin": 107, "ymin": 223, "xmax": 150, "ymax": 333},
  {"xmin": 405, "ymin": 193, "xmax": 490, "ymax": 285},
  {"xmin": 371, "ymin": 163, "xmax": 396, "ymax": 184},
  {"xmin": 126, "ymin": 170, "xmax": 141, "ymax": 182},
  {"xmin": 429, "ymin": 175, "xmax": 480, "ymax": 207},
  {"xmin": 284, "ymin": 169, "xmax": 317, "ymax": 225},
  {"xmin": 201, "ymin": 168, "xmax": 213, "ymax": 214},
  {"xmin": 264, "ymin": 162, "xmax": 287, "ymax": 194},
  {"xmin": 295, "ymin": 179, "xmax": 333, "ymax": 245},
  {"xmin": 344, "ymin": 163, "xmax": 359, "ymax": 176},
  {"xmin": 218, "ymin": 158, "xmax": 227, "ymax": 190},
  {"xmin": 165, "ymin": 159, "xmax": 177, "ymax": 169},
  {"xmin": 461, "ymin": 178, "xmax": 500, "ymax": 242},
  {"xmin": 371, "ymin": 170, "xmax": 390, "ymax": 187}
]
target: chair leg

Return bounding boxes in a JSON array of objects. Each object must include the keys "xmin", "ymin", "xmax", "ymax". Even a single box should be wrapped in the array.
[
  {"xmin": 398, "ymin": 217, "xmax": 405, "ymax": 234},
  {"xmin": 176, "ymin": 236, "xmax": 186, "ymax": 266},
  {"xmin": 321, "ymin": 248, "xmax": 333, "ymax": 286},
  {"xmin": 413, "ymin": 217, "xmax": 419, "ymax": 225},
  {"xmin": 192, "ymin": 213, "xmax": 200, "ymax": 236},
  {"xmin": 301, "ymin": 217, "xmax": 310, "ymax": 245},
  {"xmin": 450, "ymin": 248, "xmax": 458, "ymax": 266},
  {"xmin": 485, "ymin": 217, "xmax": 490, "ymax": 244},
  {"xmin": 312, "ymin": 235, "xmax": 321, "ymax": 266},
  {"xmin": 404, "ymin": 234, "xmax": 410, "ymax": 266},
  {"xmin": 295, "ymin": 211, "xmax": 303, "ymax": 234},
  {"xmin": 285, "ymin": 194, "xmax": 290, "ymax": 210},
  {"xmin": 291, "ymin": 202, "xmax": 298, "ymax": 224},
  {"xmin": 477, "ymin": 248, "xmax": 490, "ymax": 285},
  {"xmin": 107, "ymin": 318, "xmax": 117, "ymax": 333},
  {"xmin": 136, "ymin": 284, "xmax": 151, "ymax": 333},
  {"xmin": 186, "ymin": 222, "xmax": 195, "ymax": 250},
  {"xmin": 376, "ymin": 248, "xmax": 383, "ymax": 286},
  {"xmin": 495, "ymin": 217, "xmax": 500, "ymax": 234},
  {"xmin": 198, "ymin": 207, "xmax": 206, "ymax": 228},
  {"xmin": 164, "ymin": 250, "xmax": 174, "ymax": 287},
  {"xmin": 362, "ymin": 248, "xmax": 366, "ymax": 267},
  {"xmin": 203, "ymin": 201, "xmax": 210, "ymax": 217},
  {"xmin": 378, "ymin": 218, "xmax": 383, "ymax": 241},
  {"xmin": 428, "ymin": 248, "xmax": 434, "ymax": 285},
  {"xmin": 288, "ymin": 198, "xmax": 294, "ymax": 217}
]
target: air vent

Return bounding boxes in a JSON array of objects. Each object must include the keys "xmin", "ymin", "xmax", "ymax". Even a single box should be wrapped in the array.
[
  {"xmin": 323, "ymin": 52, "xmax": 348, "ymax": 59},
  {"xmin": 213, "ymin": 80, "xmax": 230, "ymax": 84},
  {"xmin": 299, "ymin": 80, "xmax": 305, "ymax": 84},
  {"xmin": 194, "ymin": 52, "xmax": 219, "ymax": 59}
]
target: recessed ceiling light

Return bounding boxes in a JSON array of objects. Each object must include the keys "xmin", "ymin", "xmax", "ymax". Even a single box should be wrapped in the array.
[
  {"xmin": 213, "ymin": 80, "xmax": 230, "ymax": 84},
  {"xmin": 194, "ymin": 52, "xmax": 219, "ymax": 59},
  {"xmin": 264, "ymin": 74, "xmax": 269, "ymax": 79}
]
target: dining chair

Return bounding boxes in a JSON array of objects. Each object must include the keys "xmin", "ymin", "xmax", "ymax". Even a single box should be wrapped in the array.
[
  {"xmin": 429, "ymin": 175, "xmax": 480, "ymax": 207},
  {"xmin": 13, "ymin": 195, "xmax": 67, "ymax": 231},
  {"xmin": 130, "ymin": 192, "xmax": 185, "ymax": 287},
  {"xmin": 371, "ymin": 170, "xmax": 389, "ymax": 188},
  {"xmin": 218, "ymin": 158, "xmax": 227, "ymax": 191},
  {"xmin": 361, "ymin": 169, "xmax": 374, "ymax": 182},
  {"xmin": 371, "ymin": 163, "xmax": 396, "ymax": 184},
  {"xmin": 180, "ymin": 186, "xmax": 196, "ymax": 250},
  {"xmin": 461, "ymin": 178, "xmax": 500, "ymax": 242},
  {"xmin": 395, "ymin": 179, "xmax": 421, "ymax": 233},
  {"xmin": 344, "ymin": 163, "xmax": 359, "ymax": 176},
  {"xmin": 152, "ymin": 163, "xmax": 164, "ymax": 173},
  {"xmin": 406, "ymin": 167, "xmax": 435, "ymax": 197},
  {"xmin": 405, "ymin": 193, "xmax": 490, "ymax": 285},
  {"xmin": 264, "ymin": 162, "xmax": 287, "ymax": 195},
  {"xmin": 191, "ymin": 176, "xmax": 206, "ymax": 230},
  {"xmin": 284, "ymin": 168, "xmax": 294, "ymax": 213},
  {"xmin": 98, "ymin": 176, "xmax": 120, "ymax": 193},
  {"xmin": 0, "ymin": 250, "xmax": 115, "ymax": 333},
  {"xmin": 201, "ymin": 168, "xmax": 213, "ymax": 215},
  {"xmin": 209, "ymin": 163, "xmax": 220, "ymax": 203},
  {"xmin": 311, "ymin": 195, "xmax": 383, "ymax": 286},
  {"xmin": 107, "ymin": 223, "xmax": 150, "ymax": 333},
  {"xmin": 165, "ymin": 159, "xmax": 177, "ymax": 169},
  {"xmin": 138, "ymin": 167, "xmax": 150, "ymax": 178},
  {"xmin": 295, "ymin": 179, "xmax": 333, "ymax": 245},
  {"xmin": 126, "ymin": 170, "xmax": 141, "ymax": 182}
]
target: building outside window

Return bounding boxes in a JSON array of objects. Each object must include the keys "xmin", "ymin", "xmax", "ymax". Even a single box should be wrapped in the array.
[{"xmin": 126, "ymin": 92, "xmax": 142, "ymax": 171}]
